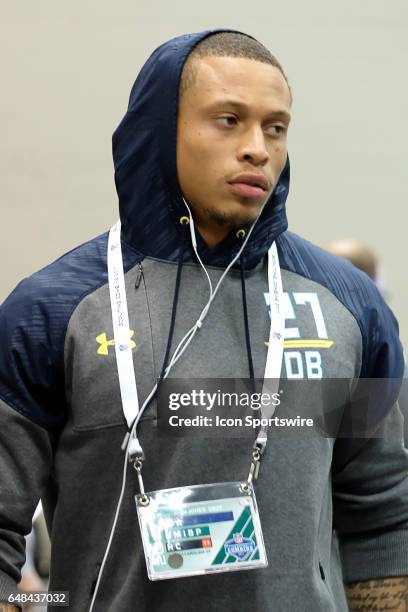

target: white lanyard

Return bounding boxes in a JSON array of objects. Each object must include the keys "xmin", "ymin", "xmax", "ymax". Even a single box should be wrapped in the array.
[
  {"xmin": 108, "ymin": 222, "xmax": 285, "ymax": 444},
  {"xmin": 255, "ymin": 243, "xmax": 285, "ymax": 450},
  {"xmin": 108, "ymin": 221, "xmax": 140, "ymax": 428}
]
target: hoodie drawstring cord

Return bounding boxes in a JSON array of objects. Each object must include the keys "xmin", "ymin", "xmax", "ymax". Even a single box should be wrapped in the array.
[
  {"xmin": 160, "ymin": 218, "xmax": 255, "ymax": 383},
  {"xmin": 237, "ymin": 230, "xmax": 255, "ymax": 381},
  {"xmin": 159, "ymin": 218, "xmax": 189, "ymax": 380}
]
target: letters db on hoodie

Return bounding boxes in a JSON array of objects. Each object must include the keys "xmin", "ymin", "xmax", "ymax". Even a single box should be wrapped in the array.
[{"xmin": 0, "ymin": 28, "xmax": 407, "ymax": 612}]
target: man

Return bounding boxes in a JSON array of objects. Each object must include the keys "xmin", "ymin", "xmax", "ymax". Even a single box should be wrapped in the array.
[
  {"xmin": 0, "ymin": 29, "xmax": 407, "ymax": 611},
  {"xmin": 325, "ymin": 239, "xmax": 379, "ymax": 285}
]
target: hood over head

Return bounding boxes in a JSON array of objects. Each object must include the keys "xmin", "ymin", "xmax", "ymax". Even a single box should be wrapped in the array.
[{"xmin": 112, "ymin": 28, "xmax": 290, "ymax": 269}]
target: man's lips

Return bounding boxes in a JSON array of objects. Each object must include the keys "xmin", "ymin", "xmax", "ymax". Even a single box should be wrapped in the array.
[
  {"xmin": 228, "ymin": 173, "xmax": 270, "ymax": 200},
  {"xmin": 228, "ymin": 183, "xmax": 266, "ymax": 199}
]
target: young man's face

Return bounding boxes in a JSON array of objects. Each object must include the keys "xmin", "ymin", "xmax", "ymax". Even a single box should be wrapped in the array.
[{"xmin": 176, "ymin": 55, "xmax": 291, "ymax": 245}]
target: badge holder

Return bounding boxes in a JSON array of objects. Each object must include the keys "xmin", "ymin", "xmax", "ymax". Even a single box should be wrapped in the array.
[
  {"xmin": 135, "ymin": 475, "xmax": 268, "ymax": 580},
  {"xmin": 108, "ymin": 224, "xmax": 282, "ymax": 587}
]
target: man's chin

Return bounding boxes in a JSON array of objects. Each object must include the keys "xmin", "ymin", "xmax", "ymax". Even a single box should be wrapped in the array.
[{"xmin": 209, "ymin": 199, "xmax": 265, "ymax": 229}]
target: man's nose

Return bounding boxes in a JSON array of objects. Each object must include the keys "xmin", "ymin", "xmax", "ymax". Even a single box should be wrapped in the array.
[{"xmin": 237, "ymin": 126, "xmax": 269, "ymax": 166}]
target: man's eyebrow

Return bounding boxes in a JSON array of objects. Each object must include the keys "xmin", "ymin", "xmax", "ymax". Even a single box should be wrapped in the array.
[{"xmin": 205, "ymin": 99, "xmax": 291, "ymax": 123}]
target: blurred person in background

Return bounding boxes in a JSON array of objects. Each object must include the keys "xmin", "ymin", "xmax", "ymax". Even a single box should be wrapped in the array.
[
  {"xmin": 18, "ymin": 530, "xmax": 42, "ymax": 612},
  {"xmin": 325, "ymin": 239, "xmax": 381, "ymax": 289},
  {"xmin": 18, "ymin": 504, "xmax": 49, "ymax": 612}
]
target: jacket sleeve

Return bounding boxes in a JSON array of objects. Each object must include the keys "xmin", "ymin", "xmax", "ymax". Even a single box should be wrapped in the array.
[
  {"xmin": 0, "ymin": 277, "xmax": 66, "ymax": 603},
  {"xmin": 333, "ymin": 403, "xmax": 408, "ymax": 583},
  {"xmin": 0, "ymin": 399, "xmax": 55, "ymax": 604},
  {"xmin": 332, "ymin": 290, "xmax": 408, "ymax": 583}
]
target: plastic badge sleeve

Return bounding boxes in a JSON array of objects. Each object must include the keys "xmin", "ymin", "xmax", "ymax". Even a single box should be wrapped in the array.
[{"xmin": 136, "ymin": 481, "xmax": 268, "ymax": 580}]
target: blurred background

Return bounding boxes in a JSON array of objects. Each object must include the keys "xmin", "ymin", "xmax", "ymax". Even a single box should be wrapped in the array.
[{"xmin": 1, "ymin": 0, "xmax": 407, "ymax": 351}]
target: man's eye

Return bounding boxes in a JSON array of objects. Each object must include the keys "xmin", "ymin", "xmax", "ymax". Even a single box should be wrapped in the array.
[
  {"xmin": 267, "ymin": 125, "xmax": 286, "ymax": 136},
  {"xmin": 217, "ymin": 116, "xmax": 238, "ymax": 127}
]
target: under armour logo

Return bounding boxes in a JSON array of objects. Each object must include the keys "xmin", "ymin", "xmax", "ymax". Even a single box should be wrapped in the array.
[{"xmin": 96, "ymin": 330, "xmax": 137, "ymax": 356}]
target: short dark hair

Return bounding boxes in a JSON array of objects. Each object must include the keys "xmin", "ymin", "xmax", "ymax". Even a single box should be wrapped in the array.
[{"xmin": 180, "ymin": 32, "xmax": 291, "ymax": 101}]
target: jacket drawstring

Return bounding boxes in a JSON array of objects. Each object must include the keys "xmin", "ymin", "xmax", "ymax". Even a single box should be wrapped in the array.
[
  {"xmin": 237, "ymin": 230, "xmax": 255, "ymax": 381},
  {"xmin": 159, "ymin": 217, "xmax": 189, "ymax": 379},
  {"xmin": 160, "ymin": 220, "xmax": 255, "ymax": 383}
]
